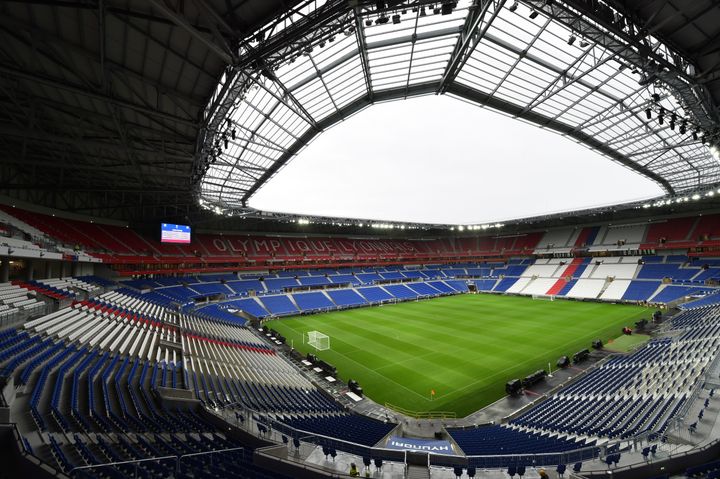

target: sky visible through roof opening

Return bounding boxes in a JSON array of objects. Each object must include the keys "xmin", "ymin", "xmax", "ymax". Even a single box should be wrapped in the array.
[{"xmin": 250, "ymin": 95, "xmax": 664, "ymax": 224}]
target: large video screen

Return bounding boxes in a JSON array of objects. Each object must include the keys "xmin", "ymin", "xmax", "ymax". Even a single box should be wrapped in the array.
[{"xmin": 160, "ymin": 223, "xmax": 191, "ymax": 244}]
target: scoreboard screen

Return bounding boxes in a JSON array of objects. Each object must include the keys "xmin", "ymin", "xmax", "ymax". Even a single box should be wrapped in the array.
[{"xmin": 160, "ymin": 223, "xmax": 191, "ymax": 244}]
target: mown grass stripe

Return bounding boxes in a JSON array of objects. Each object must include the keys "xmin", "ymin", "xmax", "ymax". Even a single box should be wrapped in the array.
[{"xmin": 267, "ymin": 294, "xmax": 649, "ymax": 416}]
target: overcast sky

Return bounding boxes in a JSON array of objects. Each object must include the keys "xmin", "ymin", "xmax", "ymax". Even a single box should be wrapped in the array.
[{"xmin": 250, "ymin": 95, "xmax": 664, "ymax": 224}]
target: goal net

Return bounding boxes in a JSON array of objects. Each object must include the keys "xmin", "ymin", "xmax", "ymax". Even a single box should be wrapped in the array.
[
  {"xmin": 306, "ymin": 331, "xmax": 330, "ymax": 351},
  {"xmin": 532, "ymin": 294, "xmax": 555, "ymax": 301}
]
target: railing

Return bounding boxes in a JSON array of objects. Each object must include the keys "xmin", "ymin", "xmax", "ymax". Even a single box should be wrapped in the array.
[
  {"xmin": 384, "ymin": 402, "xmax": 457, "ymax": 419},
  {"xmin": 69, "ymin": 447, "xmax": 251, "ymax": 478},
  {"xmin": 69, "ymin": 455, "xmax": 177, "ymax": 478}
]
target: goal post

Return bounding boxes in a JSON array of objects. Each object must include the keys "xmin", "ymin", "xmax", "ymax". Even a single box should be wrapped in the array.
[
  {"xmin": 532, "ymin": 294, "xmax": 555, "ymax": 301},
  {"xmin": 306, "ymin": 331, "xmax": 330, "ymax": 351}
]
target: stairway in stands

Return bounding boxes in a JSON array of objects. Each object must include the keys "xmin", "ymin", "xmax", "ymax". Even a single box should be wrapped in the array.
[
  {"xmin": 546, "ymin": 258, "xmax": 585, "ymax": 295},
  {"xmin": 407, "ymin": 464, "xmax": 430, "ymax": 479}
]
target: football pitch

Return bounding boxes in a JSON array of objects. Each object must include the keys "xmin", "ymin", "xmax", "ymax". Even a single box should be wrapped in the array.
[{"xmin": 266, "ymin": 294, "xmax": 650, "ymax": 417}]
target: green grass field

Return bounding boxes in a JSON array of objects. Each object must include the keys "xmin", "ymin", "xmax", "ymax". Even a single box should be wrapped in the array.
[{"xmin": 266, "ymin": 294, "xmax": 650, "ymax": 417}]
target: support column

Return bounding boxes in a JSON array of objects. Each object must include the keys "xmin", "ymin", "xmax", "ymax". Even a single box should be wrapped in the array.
[
  {"xmin": 60, "ymin": 262, "xmax": 69, "ymax": 278},
  {"xmin": 0, "ymin": 258, "xmax": 9, "ymax": 283},
  {"xmin": 71, "ymin": 262, "xmax": 79, "ymax": 277},
  {"xmin": 45, "ymin": 261, "xmax": 53, "ymax": 279}
]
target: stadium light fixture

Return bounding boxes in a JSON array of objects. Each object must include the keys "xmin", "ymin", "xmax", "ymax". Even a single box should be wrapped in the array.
[
  {"xmin": 711, "ymin": 145, "xmax": 720, "ymax": 160},
  {"xmin": 567, "ymin": 35, "xmax": 576, "ymax": 46},
  {"xmin": 508, "ymin": 1, "xmax": 518, "ymax": 12},
  {"xmin": 692, "ymin": 194, "xmax": 701, "ymax": 200},
  {"xmin": 645, "ymin": 108, "xmax": 651, "ymax": 120},
  {"xmin": 392, "ymin": 14, "xmax": 401, "ymax": 24},
  {"xmin": 529, "ymin": 9, "xmax": 539, "ymax": 19},
  {"xmin": 441, "ymin": 1, "xmax": 455, "ymax": 15},
  {"xmin": 579, "ymin": 40, "xmax": 590, "ymax": 48}
]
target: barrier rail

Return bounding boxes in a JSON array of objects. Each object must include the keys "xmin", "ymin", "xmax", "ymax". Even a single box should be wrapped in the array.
[{"xmin": 384, "ymin": 402, "xmax": 457, "ymax": 419}]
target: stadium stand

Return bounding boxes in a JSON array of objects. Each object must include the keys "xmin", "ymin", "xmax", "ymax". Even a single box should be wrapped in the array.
[
  {"xmin": 292, "ymin": 292, "xmax": 335, "ymax": 312},
  {"xmin": 259, "ymin": 295, "xmax": 299, "ymax": 316}
]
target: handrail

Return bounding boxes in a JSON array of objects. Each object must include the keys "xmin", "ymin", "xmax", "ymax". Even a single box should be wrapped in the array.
[
  {"xmin": 384, "ymin": 402, "xmax": 456, "ymax": 419},
  {"xmin": 69, "ymin": 455, "xmax": 177, "ymax": 476}
]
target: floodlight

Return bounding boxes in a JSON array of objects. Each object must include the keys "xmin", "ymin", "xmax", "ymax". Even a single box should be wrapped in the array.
[
  {"xmin": 392, "ymin": 14, "xmax": 401, "ymax": 24},
  {"xmin": 580, "ymin": 40, "xmax": 590, "ymax": 48},
  {"xmin": 567, "ymin": 35, "xmax": 576, "ymax": 45},
  {"xmin": 645, "ymin": 108, "xmax": 651, "ymax": 120},
  {"xmin": 529, "ymin": 9, "xmax": 539, "ymax": 19},
  {"xmin": 441, "ymin": 1, "xmax": 455, "ymax": 15},
  {"xmin": 692, "ymin": 194, "xmax": 701, "ymax": 200},
  {"xmin": 508, "ymin": 1, "xmax": 518, "ymax": 12},
  {"xmin": 693, "ymin": 129, "xmax": 699, "ymax": 141}
]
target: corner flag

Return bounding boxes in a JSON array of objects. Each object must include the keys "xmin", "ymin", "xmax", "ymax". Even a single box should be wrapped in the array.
[{"xmin": 430, "ymin": 389, "xmax": 436, "ymax": 400}]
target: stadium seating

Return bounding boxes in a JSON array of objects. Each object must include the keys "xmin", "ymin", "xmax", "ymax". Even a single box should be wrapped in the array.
[
  {"xmin": 448, "ymin": 424, "xmax": 589, "ymax": 457},
  {"xmin": 645, "ymin": 217, "xmax": 696, "ymax": 243},
  {"xmin": 407, "ymin": 282, "xmax": 441, "ymax": 296},
  {"xmin": 493, "ymin": 278, "xmax": 519, "ymax": 292},
  {"xmin": 622, "ymin": 281, "xmax": 662, "ymax": 302},
  {"xmin": 511, "ymin": 309, "xmax": 716, "ymax": 447},
  {"xmin": 327, "ymin": 289, "xmax": 368, "ymax": 307},
  {"xmin": 638, "ymin": 263, "xmax": 682, "ymax": 279},
  {"xmin": 264, "ymin": 278, "xmax": 299, "ymax": 293},
  {"xmin": 650, "ymin": 286, "xmax": 712, "ymax": 304},
  {"xmin": 574, "ymin": 226, "xmax": 600, "ymax": 247},
  {"xmin": 292, "ymin": 292, "xmax": 335, "ymax": 312},
  {"xmin": 356, "ymin": 286, "xmax": 394, "ymax": 302},
  {"xmin": 259, "ymin": 295, "xmax": 298, "ymax": 316},
  {"xmin": 278, "ymin": 414, "xmax": 395, "ymax": 447},
  {"xmin": 226, "ymin": 279, "xmax": 265, "ymax": 295},
  {"xmin": 565, "ymin": 279, "xmax": 605, "ymax": 299},
  {"xmin": 383, "ymin": 284, "xmax": 419, "ymax": 300}
]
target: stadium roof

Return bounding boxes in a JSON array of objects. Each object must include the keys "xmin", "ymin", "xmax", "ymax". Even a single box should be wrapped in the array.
[
  {"xmin": 197, "ymin": 0, "xmax": 720, "ymax": 214},
  {"xmin": 0, "ymin": 0, "xmax": 719, "ymax": 223}
]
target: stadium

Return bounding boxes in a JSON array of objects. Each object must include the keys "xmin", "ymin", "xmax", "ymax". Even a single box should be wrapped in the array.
[{"xmin": 1, "ymin": 0, "xmax": 720, "ymax": 478}]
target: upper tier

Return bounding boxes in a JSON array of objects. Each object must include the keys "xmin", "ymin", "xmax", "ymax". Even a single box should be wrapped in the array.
[{"xmin": 4, "ymin": 204, "xmax": 720, "ymax": 273}]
